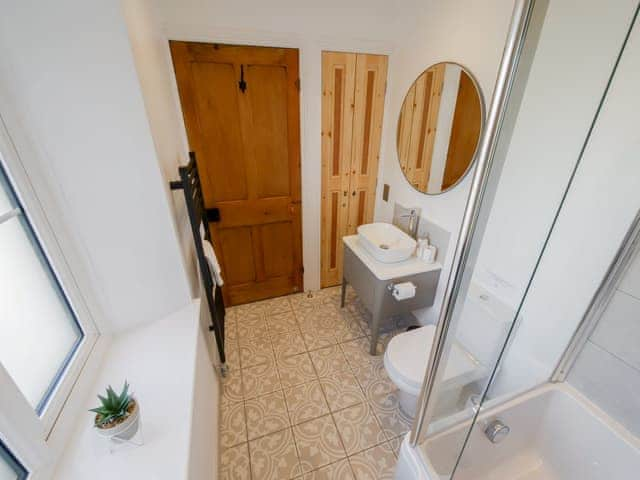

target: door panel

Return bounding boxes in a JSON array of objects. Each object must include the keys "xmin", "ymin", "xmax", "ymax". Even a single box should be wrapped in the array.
[
  {"xmin": 321, "ymin": 52, "xmax": 356, "ymax": 287},
  {"xmin": 245, "ymin": 64, "xmax": 291, "ymax": 198},
  {"xmin": 321, "ymin": 51, "xmax": 388, "ymax": 287},
  {"xmin": 218, "ymin": 227, "xmax": 255, "ymax": 285},
  {"xmin": 190, "ymin": 61, "xmax": 248, "ymax": 203},
  {"xmin": 347, "ymin": 54, "xmax": 388, "ymax": 235},
  {"xmin": 261, "ymin": 222, "xmax": 295, "ymax": 278},
  {"xmin": 171, "ymin": 42, "xmax": 303, "ymax": 305}
]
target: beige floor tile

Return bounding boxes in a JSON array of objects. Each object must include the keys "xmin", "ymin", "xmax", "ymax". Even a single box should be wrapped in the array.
[
  {"xmin": 258, "ymin": 296, "xmax": 294, "ymax": 316},
  {"xmin": 348, "ymin": 442, "xmax": 397, "ymax": 480},
  {"xmin": 340, "ymin": 337, "xmax": 383, "ymax": 367},
  {"xmin": 303, "ymin": 458, "xmax": 355, "ymax": 479},
  {"xmin": 223, "ymin": 288, "xmax": 406, "ymax": 479},
  {"xmin": 239, "ymin": 338, "xmax": 275, "ymax": 369},
  {"xmin": 293, "ymin": 415, "xmax": 347, "ymax": 473},
  {"xmin": 387, "ymin": 435, "xmax": 403, "ymax": 458},
  {"xmin": 225, "ymin": 318, "xmax": 238, "ymax": 341},
  {"xmin": 242, "ymin": 358, "xmax": 282, "ymax": 399},
  {"xmin": 352, "ymin": 360, "xmax": 395, "ymax": 399},
  {"xmin": 245, "ymin": 391, "xmax": 291, "ymax": 440},
  {"xmin": 332, "ymin": 316, "xmax": 367, "ymax": 343},
  {"xmin": 319, "ymin": 370, "xmax": 365, "ymax": 412},
  {"xmin": 250, "ymin": 427, "xmax": 301, "ymax": 480},
  {"xmin": 333, "ymin": 402, "xmax": 386, "ymax": 455},
  {"xmin": 309, "ymin": 345, "xmax": 351, "ymax": 378},
  {"xmin": 220, "ymin": 442, "xmax": 251, "ymax": 480},
  {"xmin": 224, "ymin": 338, "xmax": 241, "ymax": 369},
  {"xmin": 290, "ymin": 295, "xmax": 326, "ymax": 317},
  {"xmin": 273, "ymin": 331, "xmax": 307, "ymax": 359},
  {"xmin": 220, "ymin": 400, "xmax": 247, "ymax": 449},
  {"xmin": 297, "ymin": 305, "xmax": 340, "ymax": 330},
  {"xmin": 369, "ymin": 391, "xmax": 412, "ymax": 440},
  {"xmin": 269, "ymin": 320, "xmax": 302, "ymax": 338},
  {"xmin": 237, "ymin": 316, "xmax": 270, "ymax": 341},
  {"xmin": 222, "ymin": 367, "xmax": 245, "ymax": 403},
  {"xmin": 267, "ymin": 309, "xmax": 298, "ymax": 326},
  {"xmin": 235, "ymin": 304, "xmax": 267, "ymax": 323},
  {"xmin": 300, "ymin": 327, "xmax": 338, "ymax": 351},
  {"xmin": 284, "ymin": 380, "xmax": 330, "ymax": 425},
  {"xmin": 277, "ymin": 352, "xmax": 317, "ymax": 388}
]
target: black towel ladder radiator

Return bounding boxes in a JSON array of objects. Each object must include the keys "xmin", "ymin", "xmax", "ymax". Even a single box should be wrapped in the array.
[{"xmin": 170, "ymin": 152, "xmax": 227, "ymax": 375}]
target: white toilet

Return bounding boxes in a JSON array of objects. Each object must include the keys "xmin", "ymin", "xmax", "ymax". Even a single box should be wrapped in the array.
[{"xmin": 384, "ymin": 325, "xmax": 485, "ymax": 418}]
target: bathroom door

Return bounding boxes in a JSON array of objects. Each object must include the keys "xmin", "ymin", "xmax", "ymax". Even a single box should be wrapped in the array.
[
  {"xmin": 321, "ymin": 51, "xmax": 388, "ymax": 287},
  {"xmin": 170, "ymin": 42, "xmax": 303, "ymax": 306}
]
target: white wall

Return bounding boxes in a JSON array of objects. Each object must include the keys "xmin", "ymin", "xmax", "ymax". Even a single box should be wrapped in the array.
[
  {"xmin": 122, "ymin": 0, "xmax": 200, "ymax": 296},
  {"xmin": 427, "ymin": 64, "xmax": 461, "ymax": 195},
  {"xmin": 479, "ymin": 0, "xmax": 640, "ymax": 396},
  {"xmin": 0, "ymin": 0, "xmax": 192, "ymax": 332},
  {"xmin": 570, "ymin": 246, "xmax": 640, "ymax": 438},
  {"xmin": 506, "ymin": 6, "xmax": 640, "ymax": 390},
  {"xmin": 374, "ymin": 0, "xmax": 515, "ymax": 324},
  {"xmin": 152, "ymin": 0, "xmax": 426, "ymax": 291}
]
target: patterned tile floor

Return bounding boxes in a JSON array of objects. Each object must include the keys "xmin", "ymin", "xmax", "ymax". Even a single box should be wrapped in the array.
[{"xmin": 219, "ymin": 286, "xmax": 415, "ymax": 480}]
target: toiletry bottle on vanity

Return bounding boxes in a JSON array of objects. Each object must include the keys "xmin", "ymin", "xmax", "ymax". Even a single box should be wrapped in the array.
[{"xmin": 416, "ymin": 237, "xmax": 429, "ymax": 258}]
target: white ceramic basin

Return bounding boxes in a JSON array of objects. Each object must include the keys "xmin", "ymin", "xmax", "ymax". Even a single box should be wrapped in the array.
[{"xmin": 357, "ymin": 223, "xmax": 417, "ymax": 263}]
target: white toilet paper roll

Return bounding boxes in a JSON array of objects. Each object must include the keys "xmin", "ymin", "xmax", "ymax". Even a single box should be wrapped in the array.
[{"xmin": 392, "ymin": 282, "xmax": 416, "ymax": 301}]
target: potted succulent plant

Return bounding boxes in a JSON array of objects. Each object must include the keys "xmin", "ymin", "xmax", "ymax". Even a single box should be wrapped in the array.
[{"xmin": 90, "ymin": 381, "xmax": 140, "ymax": 440}]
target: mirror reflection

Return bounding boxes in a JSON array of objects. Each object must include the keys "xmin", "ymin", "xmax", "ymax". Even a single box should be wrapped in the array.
[{"xmin": 397, "ymin": 62, "xmax": 483, "ymax": 194}]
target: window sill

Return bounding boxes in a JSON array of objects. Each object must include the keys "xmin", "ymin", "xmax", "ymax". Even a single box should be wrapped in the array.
[{"xmin": 53, "ymin": 299, "xmax": 218, "ymax": 479}]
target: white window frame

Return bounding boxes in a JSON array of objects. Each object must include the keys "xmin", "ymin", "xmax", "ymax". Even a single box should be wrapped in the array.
[{"xmin": 0, "ymin": 114, "xmax": 100, "ymax": 476}]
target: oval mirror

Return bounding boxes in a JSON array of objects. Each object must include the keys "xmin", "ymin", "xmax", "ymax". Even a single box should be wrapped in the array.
[{"xmin": 396, "ymin": 62, "xmax": 484, "ymax": 194}]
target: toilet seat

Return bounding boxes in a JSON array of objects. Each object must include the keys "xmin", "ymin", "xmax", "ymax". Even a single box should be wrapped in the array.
[{"xmin": 384, "ymin": 325, "xmax": 484, "ymax": 397}]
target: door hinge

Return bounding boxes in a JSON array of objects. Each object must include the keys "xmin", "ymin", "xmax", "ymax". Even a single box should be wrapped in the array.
[{"xmin": 295, "ymin": 78, "xmax": 301, "ymax": 91}]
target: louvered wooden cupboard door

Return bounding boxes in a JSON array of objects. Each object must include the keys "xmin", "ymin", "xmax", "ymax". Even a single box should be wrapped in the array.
[
  {"xmin": 346, "ymin": 54, "xmax": 388, "ymax": 235},
  {"xmin": 170, "ymin": 42, "xmax": 303, "ymax": 306},
  {"xmin": 321, "ymin": 51, "xmax": 388, "ymax": 287}
]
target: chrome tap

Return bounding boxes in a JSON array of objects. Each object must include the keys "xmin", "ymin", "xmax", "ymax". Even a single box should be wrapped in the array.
[{"xmin": 400, "ymin": 209, "xmax": 419, "ymax": 239}]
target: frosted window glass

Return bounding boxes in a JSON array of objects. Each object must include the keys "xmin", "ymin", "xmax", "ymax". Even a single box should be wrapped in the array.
[
  {"xmin": 0, "ymin": 167, "xmax": 82, "ymax": 412},
  {"xmin": 0, "ymin": 441, "xmax": 27, "ymax": 479}
]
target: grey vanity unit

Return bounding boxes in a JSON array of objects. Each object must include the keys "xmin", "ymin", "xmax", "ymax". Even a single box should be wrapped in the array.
[{"xmin": 341, "ymin": 235, "xmax": 442, "ymax": 355}]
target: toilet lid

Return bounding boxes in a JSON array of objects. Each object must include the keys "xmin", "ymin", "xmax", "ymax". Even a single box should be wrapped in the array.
[{"xmin": 385, "ymin": 325, "xmax": 482, "ymax": 393}]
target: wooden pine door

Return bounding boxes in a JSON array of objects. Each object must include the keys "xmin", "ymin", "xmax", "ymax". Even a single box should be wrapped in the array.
[
  {"xmin": 170, "ymin": 42, "xmax": 303, "ymax": 306},
  {"xmin": 321, "ymin": 51, "xmax": 388, "ymax": 287}
]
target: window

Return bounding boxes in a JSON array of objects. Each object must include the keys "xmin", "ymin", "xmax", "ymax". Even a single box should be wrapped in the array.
[
  {"xmin": 0, "ymin": 165, "xmax": 84, "ymax": 413},
  {"xmin": 0, "ymin": 117, "xmax": 99, "ymax": 474},
  {"xmin": 0, "ymin": 440, "xmax": 28, "ymax": 480}
]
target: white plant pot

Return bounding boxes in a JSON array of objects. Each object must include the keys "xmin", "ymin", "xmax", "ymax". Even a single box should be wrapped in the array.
[{"xmin": 95, "ymin": 400, "xmax": 140, "ymax": 441}]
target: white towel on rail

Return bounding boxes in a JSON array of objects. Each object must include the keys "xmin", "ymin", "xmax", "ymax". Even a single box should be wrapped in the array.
[{"xmin": 202, "ymin": 239, "xmax": 224, "ymax": 287}]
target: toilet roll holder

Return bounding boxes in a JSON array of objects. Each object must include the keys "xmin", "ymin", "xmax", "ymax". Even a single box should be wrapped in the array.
[{"xmin": 387, "ymin": 282, "xmax": 416, "ymax": 301}]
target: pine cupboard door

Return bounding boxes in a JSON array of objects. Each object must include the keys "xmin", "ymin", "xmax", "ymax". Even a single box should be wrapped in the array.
[
  {"xmin": 170, "ymin": 42, "xmax": 303, "ymax": 305},
  {"xmin": 321, "ymin": 52, "xmax": 356, "ymax": 287},
  {"xmin": 321, "ymin": 51, "xmax": 388, "ymax": 287},
  {"xmin": 346, "ymin": 54, "xmax": 388, "ymax": 235}
]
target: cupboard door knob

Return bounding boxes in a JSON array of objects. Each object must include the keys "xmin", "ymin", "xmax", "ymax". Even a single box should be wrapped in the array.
[{"xmin": 352, "ymin": 191, "xmax": 356, "ymax": 196}]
